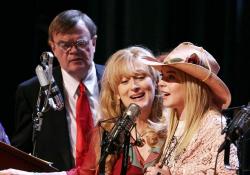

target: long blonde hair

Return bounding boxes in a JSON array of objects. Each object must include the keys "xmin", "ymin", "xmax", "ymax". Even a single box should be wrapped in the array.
[{"xmin": 163, "ymin": 69, "xmax": 219, "ymax": 159}]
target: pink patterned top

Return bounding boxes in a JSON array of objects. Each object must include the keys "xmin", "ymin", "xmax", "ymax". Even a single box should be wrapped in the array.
[{"xmin": 161, "ymin": 112, "xmax": 238, "ymax": 175}]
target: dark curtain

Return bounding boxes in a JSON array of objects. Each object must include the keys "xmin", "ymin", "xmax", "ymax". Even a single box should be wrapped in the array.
[{"xmin": 1, "ymin": 0, "xmax": 250, "ymax": 149}]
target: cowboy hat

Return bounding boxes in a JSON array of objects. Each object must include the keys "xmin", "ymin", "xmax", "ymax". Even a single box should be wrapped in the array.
[{"xmin": 143, "ymin": 42, "xmax": 231, "ymax": 109}]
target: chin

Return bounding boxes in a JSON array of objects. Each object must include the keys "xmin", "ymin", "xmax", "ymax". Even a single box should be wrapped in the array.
[
  {"xmin": 138, "ymin": 102, "xmax": 152, "ymax": 110},
  {"xmin": 163, "ymin": 102, "xmax": 172, "ymax": 108}
]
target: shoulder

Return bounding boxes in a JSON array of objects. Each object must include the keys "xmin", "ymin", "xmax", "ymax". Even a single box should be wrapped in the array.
[
  {"xmin": 15, "ymin": 76, "xmax": 40, "ymax": 106},
  {"xmin": 95, "ymin": 63, "xmax": 105, "ymax": 73},
  {"xmin": 18, "ymin": 76, "xmax": 39, "ymax": 90},
  {"xmin": 94, "ymin": 63, "xmax": 105, "ymax": 82},
  {"xmin": 194, "ymin": 112, "xmax": 225, "ymax": 143},
  {"xmin": 95, "ymin": 63, "xmax": 105, "ymax": 69},
  {"xmin": 202, "ymin": 111, "xmax": 226, "ymax": 128}
]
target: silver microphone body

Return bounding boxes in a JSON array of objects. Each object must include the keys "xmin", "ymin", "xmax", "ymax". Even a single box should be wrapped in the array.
[{"xmin": 35, "ymin": 65, "xmax": 64, "ymax": 111}]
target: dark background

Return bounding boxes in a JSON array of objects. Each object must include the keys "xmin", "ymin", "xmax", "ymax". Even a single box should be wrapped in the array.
[{"xmin": 1, "ymin": 0, "xmax": 250, "ymax": 139}]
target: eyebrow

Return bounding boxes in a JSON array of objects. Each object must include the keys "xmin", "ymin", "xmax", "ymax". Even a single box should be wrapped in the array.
[
  {"xmin": 57, "ymin": 37, "xmax": 89, "ymax": 43},
  {"xmin": 163, "ymin": 70, "xmax": 176, "ymax": 74},
  {"xmin": 57, "ymin": 40, "xmax": 71, "ymax": 44}
]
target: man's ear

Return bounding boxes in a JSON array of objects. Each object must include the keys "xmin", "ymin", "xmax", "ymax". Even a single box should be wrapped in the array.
[
  {"xmin": 92, "ymin": 35, "xmax": 97, "ymax": 47},
  {"xmin": 49, "ymin": 41, "xmax": 56, "ymax": 51}
]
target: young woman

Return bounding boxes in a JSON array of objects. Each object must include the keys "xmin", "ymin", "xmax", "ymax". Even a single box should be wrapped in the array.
[{"xmin": 144, "ymin": 42, "xmax": 238, "ymax": 175}]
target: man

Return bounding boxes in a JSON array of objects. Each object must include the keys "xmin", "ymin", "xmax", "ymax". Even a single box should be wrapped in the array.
[{"xmin": 11, "ymin": 9, "xmax": 104, "ymax": 171}]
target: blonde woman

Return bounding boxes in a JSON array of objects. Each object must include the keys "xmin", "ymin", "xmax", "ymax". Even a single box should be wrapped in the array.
[{"xmin": 144, "ymin": 42, "xmax": 238, "ymax": 175}]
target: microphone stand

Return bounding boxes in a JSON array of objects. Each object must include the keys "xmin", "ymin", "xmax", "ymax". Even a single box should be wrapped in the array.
[
  {"xmin": 32, "ymin": 86, "xmax": 50, "ymax": 156},
  {"xmin": 121, "ymin": 130, "xmax": 130, "ymax": 175},
  {"xmin": 98, "ymin": 118, "xmax": 119, "ymax": 174},
  {"xmin": 99, "ymin": 129, "xmax": 131, "ymax": 175},
  {"xmin": 98, "ymin": 117, "xmax": 133, "ymax": 174},
  {"xmin": 32, "ymin": 52, "xmax": 55, "ymax": 156}
]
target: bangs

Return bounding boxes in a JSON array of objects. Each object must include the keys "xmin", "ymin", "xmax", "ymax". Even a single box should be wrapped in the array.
[
  {"xmin": 107, "ymin": 55, "xmax": 153, "ymax": 91},
  {"xmin": 119, "ymin": 58, "xmax": 151, "ymax": 77}
]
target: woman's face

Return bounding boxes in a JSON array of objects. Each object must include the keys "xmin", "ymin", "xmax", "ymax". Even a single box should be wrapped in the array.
[
  {"xmin": 117, "ymin": 72, "xmax": 155, "ymax": 113},
  {"xmin": 158, "ymin": 67, "xmax": 185, "ymax": 114}
]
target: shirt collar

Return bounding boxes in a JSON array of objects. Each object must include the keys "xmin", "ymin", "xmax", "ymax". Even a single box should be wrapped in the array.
[
  {"xmin": 61, "ymin": 68, "xmax": 79, "ymax": 98},
  {"xmin": 83, "ymin": 62, "xmax": 98, "ymax": 95},
  {"xmin": 61, "ymin": 62, "xmax": 98, "ymax": 97}
]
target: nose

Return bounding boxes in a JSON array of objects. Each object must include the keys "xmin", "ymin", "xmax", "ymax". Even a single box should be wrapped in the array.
[
  {"xmin": 130, "ymin": 79, "xmax": 140, "ymax": 91},
  {"xmin": 158, "ymin": 79, "xmax": 167, "ymax": 87},
  {"xmin": 68, "ymin": 44, "xmax": 79, "ymax": 52}
]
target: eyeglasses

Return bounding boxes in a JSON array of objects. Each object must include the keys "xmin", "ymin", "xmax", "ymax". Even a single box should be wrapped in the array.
[{"xmin": 56, "ymin": 38, "xmax": 92, "ymax": 52}]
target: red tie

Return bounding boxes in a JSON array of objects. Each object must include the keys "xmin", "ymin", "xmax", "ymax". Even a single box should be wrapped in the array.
[{"xmin": 76, "ymin": 82, "xmax": 94, "ymax": 167}]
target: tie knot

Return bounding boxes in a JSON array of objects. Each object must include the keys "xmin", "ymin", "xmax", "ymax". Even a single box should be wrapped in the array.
[{"xmin": 79, "ymin": 82, "xmax": 85, "ymax": 94}]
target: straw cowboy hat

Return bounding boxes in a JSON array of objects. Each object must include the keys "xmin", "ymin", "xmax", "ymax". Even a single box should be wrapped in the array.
[{"xmin": 143, "ymin": 42, "xmax": 231, "ymax": 110}]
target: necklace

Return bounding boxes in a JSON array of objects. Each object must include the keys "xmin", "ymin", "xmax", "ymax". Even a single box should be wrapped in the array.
[
  {"xmin": 132, "ymin": 125, "xmax": 146, "ymax": 147},
  {"xmin": 160, "ymin": 121, "xmax": 184, "ymax": 167},
  {"xmin": 133, "ymin": 124, "xmax": 161, "ymax": 147}
]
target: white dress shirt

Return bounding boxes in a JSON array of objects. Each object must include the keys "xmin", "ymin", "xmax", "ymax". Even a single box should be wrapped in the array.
[{"xmin": 61, "ymin": 62, "xmax": 100, "ymax": 163}]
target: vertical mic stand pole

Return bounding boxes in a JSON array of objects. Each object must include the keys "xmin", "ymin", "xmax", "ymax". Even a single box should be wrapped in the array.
[
  {"xmin": 32, "ymin": 87, "xmax": 49, "ymax": 157},
  {"xmin": 99, "ymin": 131, "xmax": 108, "ymax": 175},
  {"xmin": 99, "ymin": 131, "xmax": 131, "ymax": 175},
  {"xmin": 98, "ymin": 118, "xmax": 120, "ymax": 174},
  {"xmin": 121, "ymin": 130, "xmax": 130, "ymax": 175}
]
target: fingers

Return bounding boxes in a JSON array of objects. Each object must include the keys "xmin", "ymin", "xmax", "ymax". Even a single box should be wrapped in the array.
[
  {"xmin": 144, "ymin": 165, "xmax": 170, "ymax": 175},
  {"xmin": 145, "ymin": 166, "xmax": 160, "ymax": 175},
  {"xmin": 0, "ymin": 169, "xmax": 33, "ymax": 175},
  {"xmin": 0, "ymin": 169, "xmax": 12, "ymax": 175}
]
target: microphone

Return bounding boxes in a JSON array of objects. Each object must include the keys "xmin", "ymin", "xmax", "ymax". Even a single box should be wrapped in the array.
[
  {"xmin": 35, "ymin": 65, "xmax": 64, "ymax": 111},
  {"xmin": 218, "ymin": 103, "xmax": 250, "ymax": 153},
  {"xmin": 100, "ymin": 103, "xmax": 141, "ymax": 161}
]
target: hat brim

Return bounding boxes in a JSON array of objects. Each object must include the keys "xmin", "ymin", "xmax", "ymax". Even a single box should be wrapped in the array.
[{"xmin": 143, "ymin": 58, "xmax": 231, "ymax": 109}]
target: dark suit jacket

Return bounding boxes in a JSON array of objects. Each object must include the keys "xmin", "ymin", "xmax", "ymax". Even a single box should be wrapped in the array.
[{"xmin": 11, "ymin": 64, "xmax": 104, "ymax": 171}]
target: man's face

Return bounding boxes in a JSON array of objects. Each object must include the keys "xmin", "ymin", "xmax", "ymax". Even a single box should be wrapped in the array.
[{"xmin": 50, "ymin": 20, "xmax": 97, "ymax": 80}]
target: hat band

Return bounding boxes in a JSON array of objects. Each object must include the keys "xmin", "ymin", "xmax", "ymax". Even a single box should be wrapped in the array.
[
  {"xmin": 202, "ymin": 49, "xmax": 212, "ymax": 82},
  {"xmin": 202, "ymin": 71, "xmax": 212, "ymax": 82}
]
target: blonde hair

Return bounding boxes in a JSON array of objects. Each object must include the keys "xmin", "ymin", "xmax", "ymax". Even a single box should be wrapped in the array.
[
  {"xmin": 163, "ymin": 69, "xmax": 219, "ymax": 159},
  {"xmin": 99, "ymin": 46, "xmax": 162, "ymax": 127}
]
